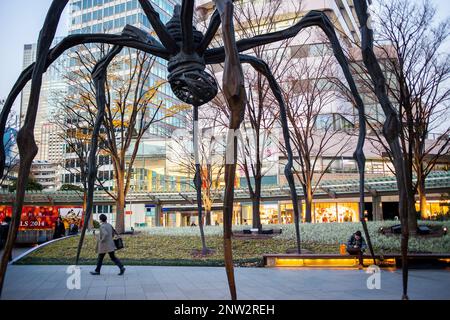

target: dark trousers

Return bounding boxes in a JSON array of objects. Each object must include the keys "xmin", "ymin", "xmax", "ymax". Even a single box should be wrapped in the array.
[
  {"xmin": 95, "ymin": 251, "xmax": 123, "ymax": 272},
  {"xmin": 347, "ymin": 248, "xmax": 364, "ymax": 265}
]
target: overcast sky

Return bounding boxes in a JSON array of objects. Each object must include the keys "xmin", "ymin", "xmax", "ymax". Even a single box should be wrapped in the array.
[{"xmin": 0, "ymin": 0, "xmax": 449, "ymax": 114}]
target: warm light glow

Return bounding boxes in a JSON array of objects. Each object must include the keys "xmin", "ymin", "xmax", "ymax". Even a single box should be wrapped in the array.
[{"xmin": 273, "ymin": 258, "xmax": 396, "ymax": 267}]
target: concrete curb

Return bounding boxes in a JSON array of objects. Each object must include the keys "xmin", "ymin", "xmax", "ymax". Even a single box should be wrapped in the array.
[{"xmin": 10, "ymin": 235, "xmax": 78, "ymax": 264}]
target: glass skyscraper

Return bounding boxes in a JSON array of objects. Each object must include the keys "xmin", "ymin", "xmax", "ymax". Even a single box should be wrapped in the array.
[
  {"xmin": 68, "ymin": 0, "xmax": 185, "ymax": 136},
  {"xmin": 20, "ymin": 38, "xmax": 68, "ymax": 163}
]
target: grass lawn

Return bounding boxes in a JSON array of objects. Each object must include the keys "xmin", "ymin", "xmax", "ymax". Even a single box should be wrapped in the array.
[{"xmin": 16, "ymin": 221, "xmax": 450, "ymax": 267}]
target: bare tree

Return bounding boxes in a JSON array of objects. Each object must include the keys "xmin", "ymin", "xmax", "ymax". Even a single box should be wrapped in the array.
[
  {"xmin": 59, "ymin": 44, "xmax": 164, "ymax": 233},
  {"xmin": 279, "ymin": 40, "xmax": 353, "ymax": 223},
  {"xmin": 51, "ymin": 103, "xmax": 112, "ymax": 226},
  {"xmin": 167, "ymin": 106, "xmax": 225, "ymax": 254},
  {"xmin": 205, "ymin": 0, "xmax": 303, "ymax": 230}
]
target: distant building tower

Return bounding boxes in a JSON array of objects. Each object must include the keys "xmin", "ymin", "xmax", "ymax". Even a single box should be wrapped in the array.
[
  {"xmin": 68, "ymin": 0, "xmax": 186, "ymax": 136},
  {"xmin": 20, "ymin": 39, "xmax": 68, "ymax": 164}
]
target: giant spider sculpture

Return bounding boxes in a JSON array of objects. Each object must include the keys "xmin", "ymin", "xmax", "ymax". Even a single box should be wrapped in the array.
[{"xmin": 0, "ymin": 0, "xmax": 410, "ymax": 300}]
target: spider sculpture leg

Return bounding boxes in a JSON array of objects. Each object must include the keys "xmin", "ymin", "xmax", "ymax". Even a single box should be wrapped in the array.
[
  {"xmin": 0, "ymin": 0, "xmax": 69, "ymax": 296},
  {"xmin": 192, "ymin": 104, "xmax": 209, "ymax": 254},
  {"xmin": 138, "ymin": 0, "xmax": 178, "ymax": 52},
  {"xmin": 0, "ymin": 0, "xmax": 174, "ymax": 182},
  {"xmin": 213, "ymin": 0, "xmax": 247, "ymax": 301},
  {"xmin": 354, "ymin": 0, "xmax": 409, "ymax": 299},
  {"xmin": 207, "ymin": 9, "xmax": 377, "ymax": 264},
  {"xmin": 197, "ymin": 10, "xmax": 221, "ymax": 54},
  {"xmin": 76, "ymin": 45, "xmax": 123, "ymax": 264},
  {"xmin": 181, "ymin": 0, "xmax": 195, "ymax": 53},
  {"xmin": 0, "ymin": 65, "xmax": 33, "ymax": 179},
  {"xmin": 239, "ymin": 54, "xmax": 303, "ymax": 253},
  {"xmin": 0, "ymin": 28, "xmax": 168, "ymax": 298}
]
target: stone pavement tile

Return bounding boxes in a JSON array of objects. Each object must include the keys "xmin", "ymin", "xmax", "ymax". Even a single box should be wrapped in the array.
[
  {"xmin": 125, "ymin": 292, "xmax": 147, "ymax": 300},
  {"xmin": 38, "ymin": 281, "xmax": 62, "ymax": 290},
  {"xmin": 90, "ymin": 280, "xmax": 109, "ymax": 288},
  {"xmin": 161, "ymin": 286, "xmax": 189, "ymax": 300},
  {"xmin": 125, "ymin": 286, "xmax": 146, "ymax": 299},
  {"xmin": 106, "ymin": 286, "xmax": 125, "ymax": 294},
  {"xmin": 85, "ymin": 295, "xmax": 107, "ymax": 300},
  {"xmin": 85, "ymin": 287, "xmax": 107, "ymax": 300},
  {"xmin": 145, "ymin": 291, "xmax": 168, "ymax": 300},
  {"xmin": 3, "ymin": 266, "xmax": 450, "ymax": 300},
  {"xmin": 180, "ymin": 288, "xmax": 228, "ymax": 300},
  {"xmin": 106, "ymin": 291, "xmax": 126, "ymax": 300},
  {"xmin": 63, "ymin": 289, "xmax": 89, "ymax": 300},
  {"xmin": 22, "ymin": 288, "xmax": 59, "ymax": 300},
  {"xmin": 142, "ymin": 283, "xmax": 164, "ymax": 293},
  {"xmin": 2, "ymin": 289, "xmax": 33, "ymax": 300},
  {"xmin": 105, "ymin": 286, "xmax": 126, "ymax": 299},
  {"xmin": 44, "ymin": 289, "xmax": 69, "ymax": 300},
  {"xmin": 87, "ymin": 287, "xmax": 107, "ymax": 295}
]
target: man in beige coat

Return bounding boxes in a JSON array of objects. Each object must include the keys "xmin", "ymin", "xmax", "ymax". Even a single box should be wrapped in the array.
[{"xmin": 90, "ymin": 214, "xmax": 125, "ymax": 275}]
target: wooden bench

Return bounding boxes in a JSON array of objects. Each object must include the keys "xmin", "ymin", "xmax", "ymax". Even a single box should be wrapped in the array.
[{"xmin": 263, "ymin": 253, "xmax": 450, "ymax": 268}]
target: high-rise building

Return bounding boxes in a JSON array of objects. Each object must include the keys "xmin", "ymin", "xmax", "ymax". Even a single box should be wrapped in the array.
[
  {"xmin": 68, "ymin": 0, "xmax": 185, "ymax": 136},
  {"xmin": 20, "ymin": 39, "xmax": 68, "ymax": 164},
  {"xmin": 60, "ymin": 0, "xmax": 185, "ymax": 221}
]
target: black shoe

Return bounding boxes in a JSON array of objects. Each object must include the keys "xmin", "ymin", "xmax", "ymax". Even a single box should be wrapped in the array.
[
  {"xmin": 118, "ymin": 267, "xmax": 126, "ymax": 276},
  {"xmin": 90, "ymin": 271, "xmax": 100, "ymax": 275}
]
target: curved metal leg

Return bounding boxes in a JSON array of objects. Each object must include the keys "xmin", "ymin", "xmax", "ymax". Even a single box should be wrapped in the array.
[
  {"xmin": 354, "ymin": 0, "xmax": 409, "ymax": 299},
  {"xmin": 213, "ymin": 0, "xmax": 247, "ymax": 300},
  {"xmin": 75, "ymin": 45, "xmax": 123, "ymax": 264},
  {"xmin": 206, "ymin": 9, "xmax": 377, "ymax": 262},
  {"xmin": 137, "ymin": 0, "xmax": 178, "ymax": 52},
  {"xmin": 0, "ymin": 0, "xmax": 69, "ymax": 297}
]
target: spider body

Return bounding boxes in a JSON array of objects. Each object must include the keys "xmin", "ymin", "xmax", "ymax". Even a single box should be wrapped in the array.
[{"xmin": 165, "ymin": 5, "xmax": 218, "ymax": 106}]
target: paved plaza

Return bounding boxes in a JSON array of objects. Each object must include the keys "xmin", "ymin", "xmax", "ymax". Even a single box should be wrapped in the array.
[{"xmin": 2, "ymin": 265, "xmax": 449, "ymax": 300}]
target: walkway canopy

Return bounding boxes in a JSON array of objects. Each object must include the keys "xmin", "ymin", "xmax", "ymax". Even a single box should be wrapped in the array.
[{"xmin": 0, "ymin": 171, "xmax": 448, "ymax": 206}]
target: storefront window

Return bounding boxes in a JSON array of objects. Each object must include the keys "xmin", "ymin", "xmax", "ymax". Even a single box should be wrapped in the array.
[
  {"xmin": 314, "ymin": 203, "xmax": 337, "ymax": 223},
  {"xmin": 260, "ymin": 203, "xmax": 278, "ymax": 225},
  {"xmin": 337, "ymin": 203, "xmax": 359, "ymax": 222},
  {"xmin": 279, "ymin": 202, "xmax": 306, "ymax": 224},
  {"xmin": 279, "ymin": 203, "xmax": 293, "ymax": 224},
  {"xmin": 241, "ymin": 203, "xmax": 252, "ymax": 226},
  {"xmin": 145, "ymin": 206, "xmax": 156, "ymax": 227},
  {"xmin": 415, "ymin": 201, "xmax": 450, "ymax": 220}
]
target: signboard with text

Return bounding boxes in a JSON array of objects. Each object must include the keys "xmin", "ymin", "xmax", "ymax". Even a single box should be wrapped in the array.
[{"xmin": 0, "ymin": 205, "xmax": 83, "ymax": 230}]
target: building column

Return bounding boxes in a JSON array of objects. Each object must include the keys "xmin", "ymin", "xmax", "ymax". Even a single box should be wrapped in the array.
[
  {"xmin": 239, "ymin": 203, "xmax": 243, "ymax": 225},
  {"xmin": 372, "ymin": 195, "xmax": 383, "ymax": 221},
  {"xmin": 277, "ymin": 201, "xmax": 281, "ymax": 225},
  {"xmin": 155, "ymin": 204, "xmax": 162, "ymax": 226}
]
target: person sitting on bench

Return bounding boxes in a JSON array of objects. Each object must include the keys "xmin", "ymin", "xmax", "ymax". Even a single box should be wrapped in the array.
[{"xmin": 346, "ymin": 230, "xmax": 367, "ymax": 267}]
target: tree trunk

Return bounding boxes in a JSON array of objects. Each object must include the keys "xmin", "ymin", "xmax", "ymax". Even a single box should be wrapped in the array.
[
  {"xmin": 115, "ymin": 175, "xmax": 125, "ymax": 233},
  {"xmin": 115, "ymin": 196, "xmax": 125, "ymax": 234},
  {"xmin": 83, "ymin": 192, "xmax": 93, "ymax": 229},
  {"xmin": 251, "ymin": 196, "xmax": 261, "ymax": 229},
  {"xmin": 304, "ymin": 184, "xmax": 313, "ymax": 223},
  {"xmin": 407, "ymin": 190, "xmax": 418, "ymax": 233},
  {"xmin": 417, "ymin": 174, "xmax": 427, "ymax": 220},
  {"xmin": 252, "ymin": 177, "xmax": 262, "ymax": 230},
  {"xmin": 205, "ymin": 210, "xmax": 211, "ymax": 226}
]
